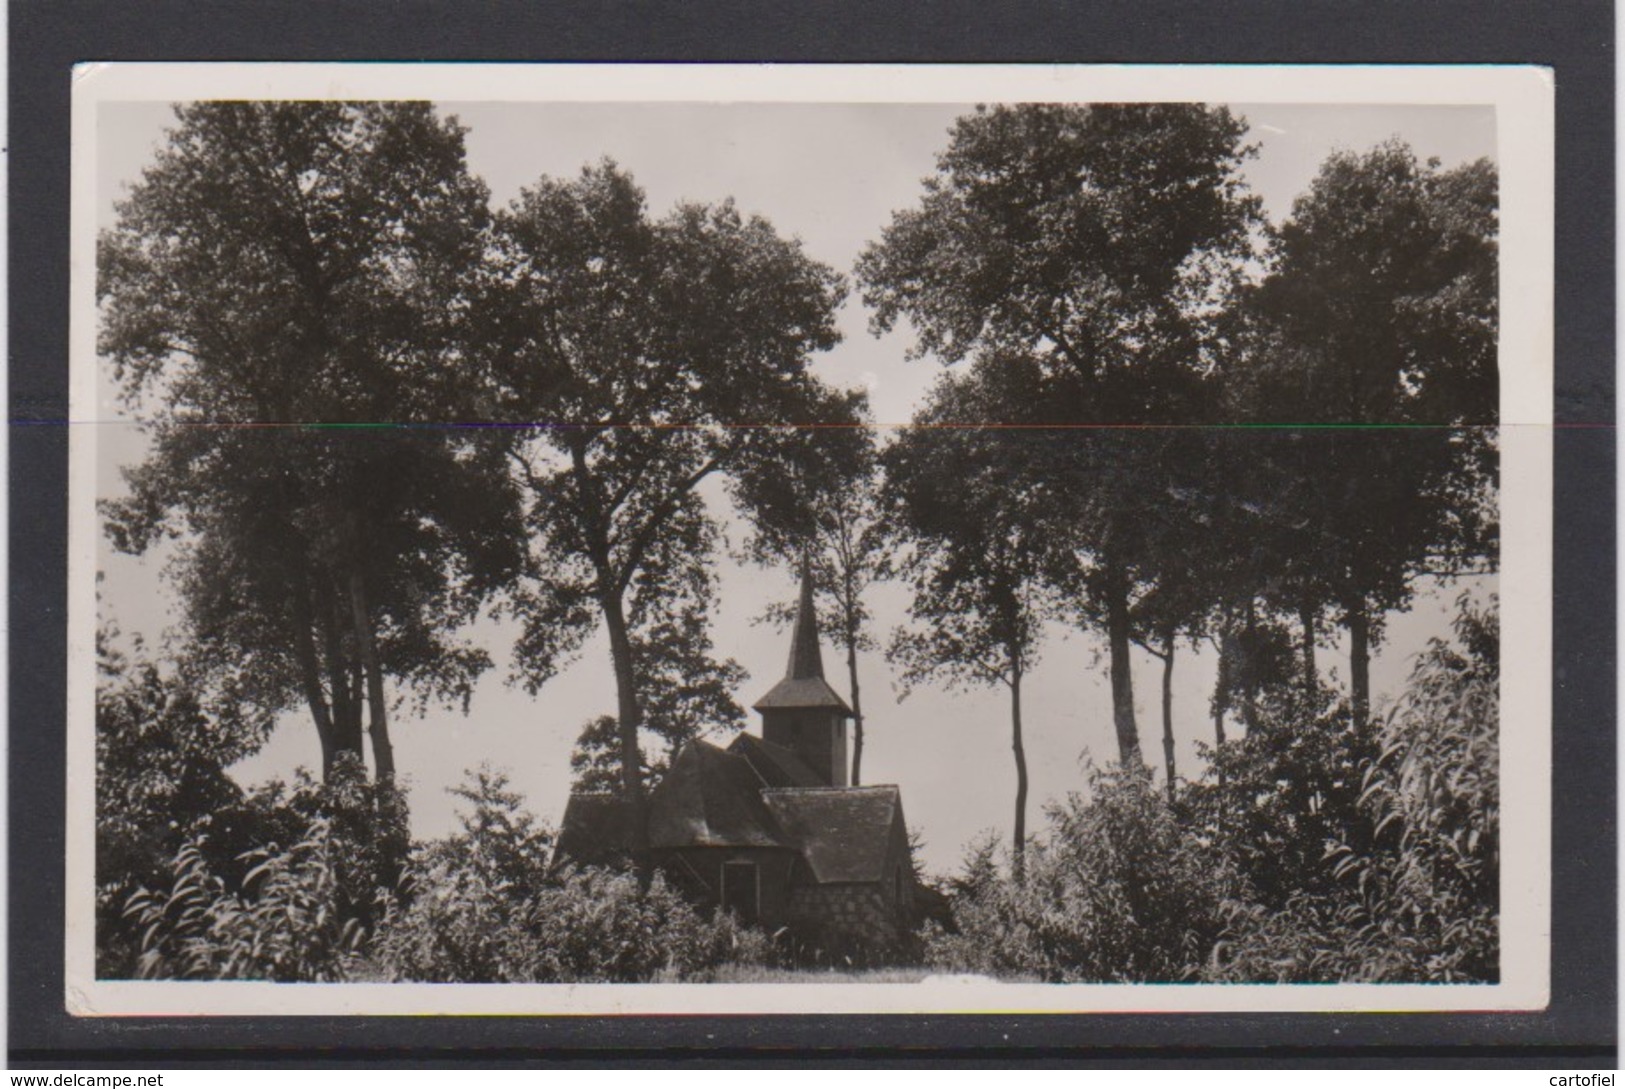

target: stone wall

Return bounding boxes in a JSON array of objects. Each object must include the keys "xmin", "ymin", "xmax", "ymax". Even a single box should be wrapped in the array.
[{"xmin": 787, "ymin": 881, "xmax": 905, "ymax": 963}]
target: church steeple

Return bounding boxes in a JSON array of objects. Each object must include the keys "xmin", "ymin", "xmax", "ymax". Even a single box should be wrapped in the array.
[
  {"xmin": 784, "ymin": 555, "xmax": 825, "ymax": 681},
  {"xmin": 752, "ymin": 554, "xmax": 853, "ymax": 786}
]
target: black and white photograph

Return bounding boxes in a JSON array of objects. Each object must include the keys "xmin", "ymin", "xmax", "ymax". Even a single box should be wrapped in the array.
[{"xmin": 65, "ymin": 64, "xmax": 1554, "ymax": 1015}]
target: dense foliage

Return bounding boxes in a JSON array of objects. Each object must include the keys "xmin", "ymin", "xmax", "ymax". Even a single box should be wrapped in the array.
[
  {"xmin": 925, "ymin": 595, "xmax": 1499, "ymax": 983},
  {"xmin": 109, "ymin": 760, "xmax": 769, "ymax": 983},
  {"xmin": 100, "ymin": 104, "xmax": 523, "ymax": 786},
  {"xmin": 374, "ymin": 863, "xmax": 769, "ymax": 984},
  {"xmin": 123, "ymin": 820, "xmax": 366, "ymax": 982},
  {"xmin": 925, "ymin": 768, "xmax": 1240, "ymax": 982}
]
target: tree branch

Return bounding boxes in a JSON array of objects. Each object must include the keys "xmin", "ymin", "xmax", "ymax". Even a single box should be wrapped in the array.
[{"xmin": 613, "ymin": 455, "xmax": 725, "ymax": 596}]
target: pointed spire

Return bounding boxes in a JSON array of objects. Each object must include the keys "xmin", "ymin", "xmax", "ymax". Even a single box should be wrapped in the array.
[
  {"xmin": 784, "ymin": 552, "xmax": 825, "ymax": 681},
  {"xmin": 752, "ymin": 549, "xmax": 851, "ymax": 718}
]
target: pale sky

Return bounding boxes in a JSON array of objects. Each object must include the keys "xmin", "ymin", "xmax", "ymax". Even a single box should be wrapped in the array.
[{"xmin": 94, "ymin": 101, "xmax": 1497, "ymax": 874}]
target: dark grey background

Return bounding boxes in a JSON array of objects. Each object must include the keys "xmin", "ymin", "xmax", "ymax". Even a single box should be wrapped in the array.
[{"xmin": 9, "ymin": 0, "xmax": 1615, "ymax": 1065}]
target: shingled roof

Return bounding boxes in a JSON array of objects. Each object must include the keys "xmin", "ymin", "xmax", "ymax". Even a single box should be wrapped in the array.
[
  {"xmin": 727, "ymin": 732, "xmax": 824, "ymax": 788},
  {"xmin": 556, "ymin": 745, "xmax": 909, "ymax": 888},
  {"xmin": 647, "ymin": 740, "xmax": 793, "ymax": 850},
  {"xmin": 759, "ymin": 785, "xmax": 905, "ymax": 884},
  {"xmin": 555, "ymin": 793, "xmax": 636, "ymax": 867}
]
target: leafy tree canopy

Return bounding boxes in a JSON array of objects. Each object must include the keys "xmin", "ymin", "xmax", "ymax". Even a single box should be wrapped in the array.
[
  {"xmin": 858, "ymin": 102, "xmax": 1261, "ymax": 423},
  {"xmin": 99, "ymin": 102, "xmax": 524, "ymax": 777},
  {"xmin": 489, "ymin": 161, "xmax": 856, "ymax": 817}
]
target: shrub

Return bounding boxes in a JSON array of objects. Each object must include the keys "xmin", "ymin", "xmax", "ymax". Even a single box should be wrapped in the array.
[
  {"xmin": 372, "ymin": 861, "xmax": 770, "ymax": 983},
  {"xmin": 1184, "ymin": 690, "xmax": 1378, "ymax": 909},
  {"xmin": 123, "ymin": 819, "xmax": 363, "ymax": 981},
  {"xmin": 1334, "ymin": 593, "xmax": 1498, "ymax": 980},
  {"xmin": 367, "ymin": 846, "xmax": 542, "ymax": 982},
  {"xmin": 369, "ymin": 765, "xmax": 771, "ymax": 983},
  {"xmin": 96, "ymin": 629, "xmax": 407, "ymax": 979},
  {"xmin": 95, "ymin": 638, "xmax": 247, "ymax": 978},
  {"xmin": 203, "ymin": 755, "xmax": 407, "ymax": 929},
  {"xmin": 926, "ymin": 766, "xmax": 1238, "ymax": 982},
  {"xmin": 525, "ymin": 866, "xmax": 771, "ymax": 982},
  {"xmin": 1205, "ymin": 594, "xmax": 1499, "ymax": 982},
  {"xmin": 364, "ymin": 765, "xmax": 551, "ymax": 982}
]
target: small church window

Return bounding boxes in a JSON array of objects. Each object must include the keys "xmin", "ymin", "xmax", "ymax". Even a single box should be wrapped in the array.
[{"xmin": 721, "ymin": 860, "xmax": 760, "ymax": 924}]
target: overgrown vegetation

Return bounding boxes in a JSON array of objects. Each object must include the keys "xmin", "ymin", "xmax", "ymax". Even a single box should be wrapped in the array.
[
  {"xmin": 107, "ymin": 760, "xmax": 770, "ymax": 983},
  {"xmin": 925, "ymin": 768, "xmax": 1240, "ymax": 982},
  {"xmin": 369, "ymin": 766, "xmax": 769, "ymax": 982},
  {"xmin": 101, "ymin": 596, "xmax": 1496, "ymax": 984},
  {"xmin": 123, "ymin": 820, "xmax": 365, "ymax": 982},
  {"xmin": 925, "ymin": 595, "xmax": 1499, "ymax": 983}
]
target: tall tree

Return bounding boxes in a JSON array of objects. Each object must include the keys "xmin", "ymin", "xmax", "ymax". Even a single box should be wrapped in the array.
[
  {"xmin": 1182, "ymin": 426, "xmax": 1325, "ymax": 750},
  {"xmin": 735, "ymin": 405, "xmax": 885, "ymax": 784},
  {"xmin": 98, "ymin": 102, "xmax": 522, "ymax": 782},
  {"xmin": 565, "ymin": 587, "xmax": 748, "ymax": 795},
  {"xmin": 857, "ymin": 103, "xmax": 1261, "ymax": 766},
  {"xmin": 1244, "ymin": 142, "xmax": 1499, "ymax": 728},
  {"xmin": 489, "ymin": 162, "xmax": 852, "ymax": 856},
  {"xmin": 884, "ymin": 363, "xmax": 1052, "ymax": 876}
]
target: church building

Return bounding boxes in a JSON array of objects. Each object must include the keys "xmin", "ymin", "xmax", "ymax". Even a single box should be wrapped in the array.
[{"xmin": 555, "ymin": 567, "xmax": 917, "ymax": 961}]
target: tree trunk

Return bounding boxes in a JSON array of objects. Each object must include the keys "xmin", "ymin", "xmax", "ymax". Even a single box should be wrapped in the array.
[
  {"xmin": 1348, "ymin": 599, "xmax": 1371, "ymax": 732},
  {"xmin": 600, "ymin": 588, "xmax": 652, "ymax": 866},
  {"xmin": 322, "ymin": 594, "xmax": 364, "ymax": 765},
  {"xmin": 1241, "ymin": 597, "xmax": 1259, "ymax": 735},
  {"xmin": 1299, "ymin": 598, "xmax": 1319, "ymax": 706},
  {"xmin": 1160, "ymin": 630, "xmax": 1177, "ymax": 804},
  {"xmin": 1211, "ymin": 629, "xmax": 1231, "ymax": 787},
  {"xmin": 290, "ymin": 576, "xmax": 336, "ymax": 772},
  {"xmin": 349, "ymin": 648, "xmax": 365, "ymax": 733},
  {"xmin": 348, "ymin": 571, "xmax": 394, "ymax": 782},
  {"xmin": 846, "ymin": 636, "xmax": 865, "ymax": 787},
  {"xmin": 1104, "ymin": 565, "xmax": 1141, "ymax": 766},
  {"xmin": 1010, "ymin": 667, "xmax": 1028, "ymax": 881}
]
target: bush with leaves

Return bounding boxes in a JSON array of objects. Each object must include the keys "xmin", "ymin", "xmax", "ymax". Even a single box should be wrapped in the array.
[
  {"xmin": 926, "ymin": 766, "xmax": 1239, "ymax": 982},
  {"xmin": 1184, "ymin": 687, "xmax": 1379, "ymax": 910},
  {"xmin": 102, "ymin": 751, "xmax": 406, "ymax": 982},
  {"xmin": 96, "ymin": 618, "xmax": 409, "ymax": 977},
  {"xmin": 124, "ymin": 819, "xmax": 363, "ymax": 981},
  {"xmin": 200, "ymin": 754, "xmax": 407, "ymax": 929},
  {"xmin": 367, "ymin": 847, "xmax": 541, "ymax": 983},
  {"xmin": 95, "ymin": 628, "xmax": 253, "ymax": 977},
  {"xmin": 525, "ymin": 866, "xmax": 771, "ymax": 982},
  {"xmin": 1206, "ymin": 594, "xmax": 1499, "ymax": 982},
  {"xmin": 370, "ymin": 765, "xmax": 771, "ymax": 983},
  {"xmin": 367, "ymin": 765, "xmax": 553, "ymax": 982}
]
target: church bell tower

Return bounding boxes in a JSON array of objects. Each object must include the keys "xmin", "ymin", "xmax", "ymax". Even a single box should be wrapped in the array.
[{"xmin": 752, "ymin": 559, "xmax": 854, "ymax": 787}]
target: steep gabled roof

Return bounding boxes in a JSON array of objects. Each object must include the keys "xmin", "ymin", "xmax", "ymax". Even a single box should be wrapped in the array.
[
  {"xmin": 647, "ymin": 740, "xmax": 792, "ymax": 850},
  {"xmin": 728, "ymin": 732, "xmax": 824, "ymax": 788},
  {"xmin": 554, "ymin": 793, "xmax": 636, "ymax": 868},
  {"xmin": 760, "ymin": 785, "xmax": 906, "ymax": 884}
]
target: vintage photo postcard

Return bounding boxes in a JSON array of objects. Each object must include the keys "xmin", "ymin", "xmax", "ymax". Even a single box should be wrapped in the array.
[{"xmin": 66, "ymin": 63, "xmax": 1553, "ymax": 1016}]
